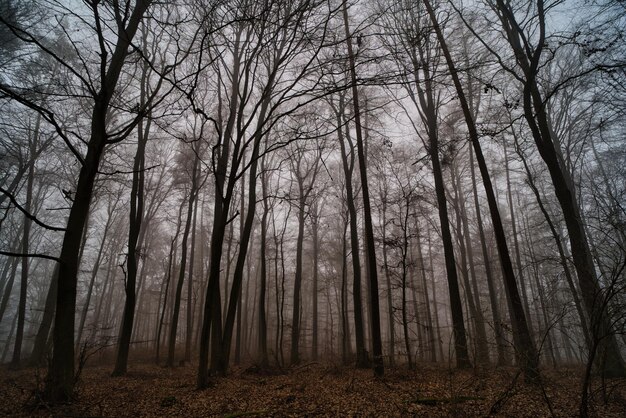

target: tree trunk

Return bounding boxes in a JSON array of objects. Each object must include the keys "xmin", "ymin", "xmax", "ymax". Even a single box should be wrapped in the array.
[
  {"xmin": 514, "ymin": 134, "xmax": 591, "ymax": 351},
  {"xmin": 342, "ymin": 0, "xmax": 384, "ymax": 376},
  {"xmin": 185, "ymin": 189, "xmax": 200, "ymax": 362},
  {"xmin": 290, "ymin": 179, "xmax": 306, "ymax": 366},
  {"xmin": 76, "ymin": 201, "xmax": 116, "ymax": 352},
  {"xmin": 423, "ymin": 0, "xmax": 538, "ymax": 379},
  {"xmin": 258, "ymin": 157, "xmax": 270, "ymax": 367},
  {"xmin": 452, "ymin": 164, "xmax": 490, "ymax": 367},
  {"xmin": 334, "ymin": 93, "xmax": 368, "ymax": 368},
  {"xmin": 28, "ymin": 263, "xmax": 58, "ymax": 366},
  {"xmin": 493, "ymin": 0, "xmax": 624, "ymax": 377},
  {"xmin": 11, "ymin": 119, "xmax": 38, "ymax": 368},
  {"xmin": 415, "ymin": 227, "xmax": 437, "ymax": 362},
  {"xmin": 155, "ymin": 200, "xmax": 184, "ymax": 363},
  {"xmin": 112, "ymin": 109, "xmax": 151, "ymax": 376},
  {"xmin": 380, "ymin": 194, "xmax": 395, "ymax": 367},
  {"xmin": 167, "ymin": 154, "xmax": 199, "ymax": 367},
  {"xmin": 44, "ymin": 1, "xmax": 151, "ymax": 401},
  {"xmin": 0, "ymin": 242, "xmax": 21, "ymax": 326},
  {"xmin": 503, "ymin": 141, "xmax": 534, "ymax": 337},
  {"xmin": 311, "ymin": 203, "xmax": 320, "ymax": 361},
  {"xmin": 469, "ymin": 147, "xmax": 511, "ymax": 366}
]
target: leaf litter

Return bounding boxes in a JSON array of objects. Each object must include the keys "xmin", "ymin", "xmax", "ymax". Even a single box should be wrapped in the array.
[{"xmin": 0, "ymin": 362, "xmax": 624, "ymax": 417}]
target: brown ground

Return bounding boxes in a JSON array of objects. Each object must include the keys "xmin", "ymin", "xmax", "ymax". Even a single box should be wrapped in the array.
[{"xmin": 0, "ymin": 362, "xmax": 624, "ymax": 417}]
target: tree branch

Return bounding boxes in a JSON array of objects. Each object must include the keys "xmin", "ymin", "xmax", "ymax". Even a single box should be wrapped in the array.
[{"xmin": 0, "ymin": 187, "xmax": 66, "ymax": 231}]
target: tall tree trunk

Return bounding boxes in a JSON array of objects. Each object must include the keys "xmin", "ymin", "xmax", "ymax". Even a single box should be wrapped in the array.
[
  {"xmin": 217, "ymin": 84, "xmax": 274, "ymax": 373},
  {"xmin": 493, "ymin": 0, "xmax": 624, "ymax": 377},
  {"xmin": 29, "ymin": 264, "xmax": 58, "ymax": 366},
  {"xmin": 233, "ymin": 180, "xmax": 244, "ymax": 365},
  {"xmin": 311, "ymin": 203, "xmax": 320, "ymax": 361},
  {"xmin": 198, "ymin": 27, "xmax": 244, "ymax": 388},
  {"xmin": 76, "ymin": 201, "xmax": 116, "ymax": 352},
  {"xmin": 257, "ymin": 160, "xmax": 270, "ymax": 367},
  {"xmin": 503, "ymin": 141, "xmax": 534, "ymax": 337},
  {"xmin": 415, "ymin": 226, "xmax": 437, "ymax": 363},
  {"xmin": 290, "ymin": 177, "xmax": 306, "ymax": 366},
  {"xmin": 167, "ymin": 155, "xmax": 199, "ymax": 367},
  {"xmin": 427, "ymin": 230, "xmax": 445, "ymax": 362},
  {"xmin": 524, "ymin": 215, "xmax": 558, "ymax": 367},
  {"xmin": 380, "ymin": 193, "xmax": 395, "ymax": 367},
  {"xmin": 0, "ymin": 240, "xmax": 21, "ymax": 326},
  {"xmin": 514, "ymin": 135, "xmax": 591, "ymax": 351},
  {"xmin": 155, "ymin": 200, "xmax": 184, "ymax": 363},
  {"xmin": 11, "ymin": 119, "xmax": 38, "ymax": 368},
  {"xmin": 423, "ymin": 0, "xmax": 538, "ymax": 380},
  {"xmin": 333, "ymin": 93, "xmax": 368, "ymax": 368},
  {"xmin": 340, "ymin": 214, "xmax": 351, "ymax": 364},
  {"xmin": 400, "ymin": 199, "xmax": 412, "ymax": 369},
  {"xmin": 44, "ymin": 1, "xmax": 151, "ymax": 401},
  {"xmin": 426, "ymin": 109, "xmax": 471, "ymax": 369},
  {"xmin": 342, "ymin": 0, "xmax": 384, "ymax": 376},
  {"xmin": 469, "ymin": 148, "xmax": 510, "ymax": 366},
  {"xmin": 185, "ymin": 190, "xmax": 200, "ymax": 362},
  {"xmin": 452, "ymin": 164, "xmax": 490, "ymax": 366},
  {"xmin": 112, "ymin": 110, "xmax": 151, "ymax": 376}
]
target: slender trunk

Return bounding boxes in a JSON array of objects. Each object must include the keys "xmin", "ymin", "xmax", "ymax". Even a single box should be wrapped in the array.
[
  {"xmin": 2, "ymin": 313, "xmax": 18, "ymax": 363},
  {"xmin": 494, "ymin": 0, "xmax": 624, "ymax": 377},
  {"xmin": 258, "ymin": 160, "xmax": 269, "ymax": 367},
  {"xmin": 428, "ymin": 126, "xmax": 471, "ymax": 369},
  {"xmin": 524, "ymin": 215, "xmax": 558, "ymax": 367},
  {"xmin": 380, "ymin": 195, "xmax": 395, "ymax": 367},
  {"xmin": 29, "ymin": 264, "xmax": 59, "ymax": 366},
  {"xmin": 155, "ymin": 200, "xmax": 184, "ymax": 363},
  {"xmin": 503, "ymin": 141, "xmax": 534, "ymax": 337},
  {"xmin": 415, "ymin": 227, "xmax": 436, "ymax": 362},
  {"xmin": 311, "ymin": 206, "xmax": 319, "ymax": 361},
  {"xmin": 185, "ymin": 191, "xmax": 199, "ymax": 362},
  {"xmin": 76, "ymin": 207, "xmax": 114, "ymax": 351},
  {"xmin": 514, "ymin": 135, "xmax": 591, "ymax": 351},
  {"xmin": 400, "ymin": 201, "xmax": 412, "ymax": 369},
  {"xmin": 113, "ymin": 113, "xmax": 150, "ymax": 376},
  {"xmin": 290, "ymin": 182, "xmax": 306, "ymax": 366},
  {"xmin": 11, "ymin": 123, "xmax": 38, "ymax": 368},
  {"xmin": 452, "ymin": 164, "xmax": 490, "ymax": 366},
  {"xmin": 340, "ymin": 215, "xmax": 351, "ymax": 364},
  {"xmin": 167, "ymin": 156, "xmax": 199, "ymax": 367},
  {"xmin": 469, "ymin": 148, "xmax": 510, "ymax": 366},
  {"xmin": 342, "ymin": 1, "xmax": 384, "ymax": 376},
  {"xmin": 427, "ymin": 231, "xmax": 445, "ymax": 362},
  {"xmin": 423, "ymin": 0, "xmax": 538, "ymax": 379},
  {"xmin": 217, "ymin": 85, "xmax": 273, "ymax": 373},
  {"xmin": 0, "ymin": 243, "xmax": 21, "ymax": 325},
  {"xmin": 334, "ymin": 94, "xmax": 368, "ymax": 368}
]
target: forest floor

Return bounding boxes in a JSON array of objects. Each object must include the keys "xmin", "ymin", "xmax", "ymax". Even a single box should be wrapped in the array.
[{"xmin": 0, "ymin": 360, "xmax": 625, "ymax": 417}]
